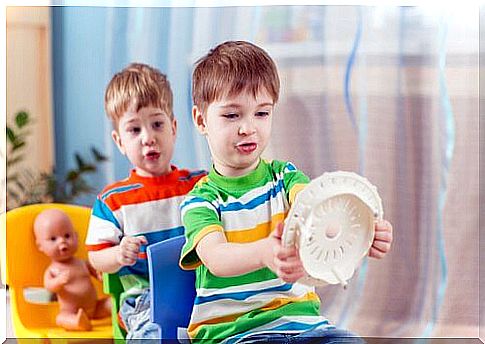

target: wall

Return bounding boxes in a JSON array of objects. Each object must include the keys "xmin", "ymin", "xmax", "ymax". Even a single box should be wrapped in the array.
[{"xmin": 6, "ymin": 6, "xmax": 54, "ymax": 208}]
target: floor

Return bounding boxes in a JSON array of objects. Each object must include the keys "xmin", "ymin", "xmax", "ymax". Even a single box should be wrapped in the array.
[
  {"xmin": 4, "ymin": 288, "xmax": 483, "ymax": 343},
  {"xmin": 5, "ymin": 290, "xmax": 14, "ymax": 338}
]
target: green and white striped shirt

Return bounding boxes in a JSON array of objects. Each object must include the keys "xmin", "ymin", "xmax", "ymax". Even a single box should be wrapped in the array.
[{"xmin": 179, "ymin": 159, "xmax": 331, "ymax": 343}]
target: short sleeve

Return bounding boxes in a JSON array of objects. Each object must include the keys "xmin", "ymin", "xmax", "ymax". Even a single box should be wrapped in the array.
[
  {"xmin": 179, "ymin": 195, "xmax": 224, "ymax": 270},
  {"xmin": 276, "ymin": 161, "xmax": 310, "ymax": 206},
  {"xmin": 85, "ymin": 197, "xmax": 123, "ymax": 251}
]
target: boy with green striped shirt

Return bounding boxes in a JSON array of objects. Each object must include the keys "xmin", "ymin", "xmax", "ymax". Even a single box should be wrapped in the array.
[{"xmin": 179, "ymin": 41, "xmax": 393, "ymax": 343}]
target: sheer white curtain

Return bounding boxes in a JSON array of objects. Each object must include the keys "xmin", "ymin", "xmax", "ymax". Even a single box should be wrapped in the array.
[
  {"xmin": 102, "ymin": 4, "xmax": 479, "ymax": 338},
  {"xmin": 188, "ymin": 5, "xmax": 478, "ymax": 337}
]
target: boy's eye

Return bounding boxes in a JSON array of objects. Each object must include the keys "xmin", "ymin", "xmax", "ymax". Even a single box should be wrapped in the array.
[
  {"xmin": 256, "ymin": 111, "xmax": 270, "ymax": 117},
  {"xmin": 222, "ymin": 113, "xmax": 238, "ymax": 119},
  {"xmin": 64, "ymin": 233, "xmax": 71, "ymax": 239},
  {"xmin": 128, "ymin": 127, "xmax": 141, "ymax": 134},
  {"xmin": 50, "ymin": 236, "xmax": 56, "ymax": 241},
  {"xmin": 153, "ymin": 121, "xmax": 164, "ymax": 129}
]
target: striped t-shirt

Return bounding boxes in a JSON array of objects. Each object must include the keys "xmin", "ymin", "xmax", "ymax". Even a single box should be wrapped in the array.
[
  {"xmin": 86, "ymin": 166, "xmax": 206, "ymax": 304},
  {"xmin": 180, "ymin": 159, "xmax": 332, "ymax": 343}
]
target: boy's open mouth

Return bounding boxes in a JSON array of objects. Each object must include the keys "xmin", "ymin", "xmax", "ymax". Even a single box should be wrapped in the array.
[
  {"xmin": 145, "ymin": 151, "xmax": 160, "ymax": 160},
  {"xmin": 236, "ymin": 142, "xmax": 257, "ymax": 154}
]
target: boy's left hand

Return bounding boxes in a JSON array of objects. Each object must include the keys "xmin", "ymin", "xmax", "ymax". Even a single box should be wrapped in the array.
[{"xmin": 368, "ymin": 219, "xmax": 393, "ymax": 259}]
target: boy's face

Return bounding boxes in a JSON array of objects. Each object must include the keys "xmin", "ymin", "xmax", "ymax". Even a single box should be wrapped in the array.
[
  {"xmin": 112, "ymin": 104, "xmax": 177, "ymax": 177},
  {"xmin": 193, "ymin": 89, "xmax": 274, "ymax": 177}
]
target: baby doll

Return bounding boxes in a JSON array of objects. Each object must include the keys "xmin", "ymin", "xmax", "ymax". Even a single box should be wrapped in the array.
[{"xmin": 33, "ymin": 208, "xmax": 111, "ymax": 331}]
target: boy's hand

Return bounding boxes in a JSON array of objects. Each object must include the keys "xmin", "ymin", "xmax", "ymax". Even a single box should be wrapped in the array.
[
  {"xmin": 369, "ymin": 219, "xmax": 393, "ymax": 259},
  {"xmin": 117, "ymin": 236, "xmax": 148, "ymax": 266},
  {"xmin": 263, "ymin": 223, "xmax": 306, "ymax": 283}
]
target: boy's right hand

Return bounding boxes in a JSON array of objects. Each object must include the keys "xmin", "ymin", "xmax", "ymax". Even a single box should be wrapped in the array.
[
  {"xmin": 263, "ymin": 223, "xmax": 306, "ymax": 283},
  {"xmin": 117, "ymin": 236, "xmax": 148, "ymax": 266}
]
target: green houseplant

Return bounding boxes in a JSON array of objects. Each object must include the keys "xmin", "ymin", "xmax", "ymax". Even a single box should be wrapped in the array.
[{"xmin": 5, "ymin": 110, "xmax": 108, "ymax": 210}]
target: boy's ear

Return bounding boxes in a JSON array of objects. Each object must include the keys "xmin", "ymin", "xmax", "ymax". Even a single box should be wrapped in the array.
[
  {"xmin": 171, "ymin": 118, "xmax": 177, "ymax": 137},
  {"xmin": 192, "ymin": 106, "xmax": 207, "ymax": 135},
  {"xmin": 111, "ymin": 130, "xmax": 126, "ymax": 155}
]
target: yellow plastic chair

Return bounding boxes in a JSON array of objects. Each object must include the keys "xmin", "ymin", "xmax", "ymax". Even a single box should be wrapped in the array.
[{"xmin": 0, "ymin": 203, "xmax": 113, "ymax": 343}]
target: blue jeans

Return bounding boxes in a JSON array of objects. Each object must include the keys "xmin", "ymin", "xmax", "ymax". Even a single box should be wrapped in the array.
[
  {"xmin": 119, "ymin": 289, "xmax": 160, "ymax": 343},
  {"xmin": 233, "ymin": 327, "xmax": 366, "ymax": 344}
]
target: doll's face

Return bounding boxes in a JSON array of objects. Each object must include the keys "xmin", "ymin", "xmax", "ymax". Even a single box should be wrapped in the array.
[{"xmin": 34, "ymin": 209, "xmax": 78, "ymax": 262}]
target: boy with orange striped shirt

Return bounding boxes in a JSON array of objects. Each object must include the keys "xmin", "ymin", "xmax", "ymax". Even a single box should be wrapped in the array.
[{"xmin": 85, "ymin": 63, "xmax": 205, "ymax": 341}]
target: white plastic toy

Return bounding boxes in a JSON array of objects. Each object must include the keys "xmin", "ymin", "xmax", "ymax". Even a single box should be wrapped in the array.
[{"xmin": 282, "ymin": 171, "xmax": 383, "ymax": 287}]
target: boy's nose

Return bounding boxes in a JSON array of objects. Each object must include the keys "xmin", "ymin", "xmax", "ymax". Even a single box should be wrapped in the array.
[
  {"xmin": 142, "ymin": 131, "xmax": 156, "ymax": 146},
  {"xmin": 238, "ymin": 119, "xmax": 256, "ymax": 135}
]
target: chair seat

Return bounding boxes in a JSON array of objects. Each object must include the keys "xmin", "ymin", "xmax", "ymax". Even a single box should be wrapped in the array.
[
  {"xmin": 13, "ymin": 319, "xmax": 112, "ymax": 339},
  {"xmin": 45, "ymin": 317, "xmax": 113, "ymax": 339},
  {"xmin": 10, "ymin": 288, "xmax": 113, "ymax": 339}
]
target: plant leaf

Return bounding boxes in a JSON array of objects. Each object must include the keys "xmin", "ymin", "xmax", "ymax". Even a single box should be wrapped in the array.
[
  {"xmin": 7, "ymin": 155, "xmax": 24, "ymax": 167},
  {"xmin": 12, "ymin": 141, "xmax": 26, "ymax": 151},
  {"xmin": 69, "ymin": 178, "xmax": 93, "ymax": 198},
  {"xmin": 6, "ymin": 127, "xmax": 16, "ymax": 143},
  {"xmin": 75, "ymin": 153, "xmax": 86, "ymax": 170},
  {"xmin": 66, "ymin": 170, "xmax": 79, "ymax": 181},
  {"xmin": 7, "ymin": 174, "xmax": 18, "ymax": 183},
  {"xmin": 14, "ymin": 180, "xmax": 25, "ymax": 192},
  {"xmin": 91, "ymin": 146, "xmax": 108, "ymax": 162},
  {"xmin": 15, "ymin": 111, "xmax": 30, "ymax": 128},
  {"xmin": 79, "ymin": 164, "xmax": 96, "ymax": 172}
]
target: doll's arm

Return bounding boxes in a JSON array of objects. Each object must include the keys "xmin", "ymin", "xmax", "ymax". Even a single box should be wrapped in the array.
[{"xmin": 44, "ymin": 267, "xmax": 70, "ymax": 293}]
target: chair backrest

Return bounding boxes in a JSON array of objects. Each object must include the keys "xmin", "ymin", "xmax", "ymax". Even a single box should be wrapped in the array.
[
  {"xmin": 147, "ymin": 235, "xmax": 195, "ymax": 341},
  {"xmin": 1, "ymin": 203, "xmax": 93, "ymax": 288},
  {"xmin": 0, "ymin": 203, "xmax": 106, "ymax": 330}
]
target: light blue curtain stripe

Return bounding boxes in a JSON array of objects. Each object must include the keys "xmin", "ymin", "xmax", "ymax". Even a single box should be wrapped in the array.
[
  {"xmin": 105, "ymin": 7, "xmax": 132, "ymax": 183},
  {"xmin": 251, "ymin": 6, "xmax": 263, "ymax": 42},
  {"xmin": 167, "ymin": 7, "xmax": 201, "ymax": 169},
  {"xmin": 338, "ymin": 5, "xmax": 367, "ymax": 328},
  {"xmin": 393, "ymin": 7, "xmax": 419, "ymax": 337},
  {"xmin": 343, "ymin": 6, "xmax": 363, "ymax": 133},
  {"xmin": 103, "ymin": 7, "xmax": 116, "ymax": 183},
  {"xmin": 422, "ymin": 13, "xmax": 453, "ymax": 337},
  {"xmin": 344, "ymin": 31, "xmax": 370, "ymax": 329},
  {"xmin": 394, "ymin": 7, "xmax": 410, "ymax": 337}
]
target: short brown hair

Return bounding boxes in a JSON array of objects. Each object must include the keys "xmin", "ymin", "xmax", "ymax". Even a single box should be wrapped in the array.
[
  {"xmin": 105, "ymin": 63, "xmax": 174, "ymax": 127},
  {"xmin": 192, "ymin": 41, "xmax": 280, "ymax": 114}
]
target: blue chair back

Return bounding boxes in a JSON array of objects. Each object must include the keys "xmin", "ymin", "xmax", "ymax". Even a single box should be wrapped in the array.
[{"xmin": 147, "ymin": 235, "xmax": 196, "ymax": 341}]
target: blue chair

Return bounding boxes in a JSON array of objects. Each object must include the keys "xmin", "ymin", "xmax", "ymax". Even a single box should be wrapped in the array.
[{"xmin": 147, "ymin": 235, "xmax": 196, "ymax": 342}]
